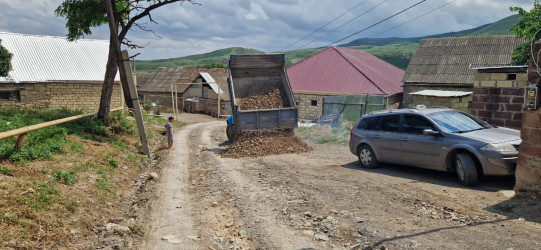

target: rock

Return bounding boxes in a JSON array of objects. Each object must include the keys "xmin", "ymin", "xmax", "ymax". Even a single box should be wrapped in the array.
[
  {"xmin": 149, "ymin": 172, "xmax": 159, "ymax": 180},
  {"xmin": 355, "ymin": 217, "xmax": 365, "ymax": 223},
  {"xmin": 326, "ymin": 216, "xmax": 334, "ymax": 221},
  {"xmin": 451, "ymin": 216, "xmax": 459, "ymax": 221},
  {"xmin": 126, "ymin": 218, "xmax": 136, "ymax": 227},
  {"xmin": 105, "ymin": 223, "xmax": 131, "ymax": 234},
  {"xmin": 314, "ymin": 234, "xmax": 329, "ymax": 242},
  {"xmin": 161, "ymin": 235, "xmax": 175, "ymax": 240},
  {"xmin": 289, "ymin": 214, "xmax": 297, "ymax": 220},
  {"xmin": 225, "ymin": 222, "xmax": 233, "ymax": 228},
  {"xmin": 303, "ymin": 221, "xmax": 312, "ymax": 227},
  {"xmin": 304, "ymin": 211, "xmax": 313, "ymax": 217},
  {"xmin": 20, "ymin": 188, "xmax": 35, "ymax": 196},
  {"xmin": 211, "ymin": 201, "xmax": 218, "ymax": 207},
  {"xmin": 238, "ymin": 229, "xmax": 247, "ymax": 236},
  {"xmin": 303, "ymin": 230, "xmax": 315, "ymax": 237}
]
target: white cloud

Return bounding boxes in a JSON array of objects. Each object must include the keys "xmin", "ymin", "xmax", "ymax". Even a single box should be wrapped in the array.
[
  {"xmin": 244, "ymin": 2, "xmax": 269, "ymax": 20},
  {"xmin": 0, "ymin": 0, "xmax": 535, "ymax": 59}
]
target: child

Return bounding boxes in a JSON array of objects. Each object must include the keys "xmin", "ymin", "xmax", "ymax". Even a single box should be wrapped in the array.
[{"xmin": 165, "ymin": 116, "xmax": 174, "ymax": 149}]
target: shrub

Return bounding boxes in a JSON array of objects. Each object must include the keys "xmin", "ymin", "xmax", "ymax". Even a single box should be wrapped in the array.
[{"xmin": 0, "ymin": 165, "xmax": 12, "ymax": 176}]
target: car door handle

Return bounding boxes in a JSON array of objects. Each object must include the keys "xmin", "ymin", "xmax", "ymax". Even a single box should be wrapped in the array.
[
  {"xmin": 373, "ymin": 135, "xmax": 381, "ymax": 138},
  {"xmin": 401, "ymin": 138, "xmax": 410, "ymax": 141}
]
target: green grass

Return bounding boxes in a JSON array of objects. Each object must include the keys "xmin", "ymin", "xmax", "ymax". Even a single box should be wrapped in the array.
[
  {"xmin": 296, "ymin": 125, "xmax": 351, "ymax": 146},
  {"xmin": 53, "ymin": 170, "xmax": 77, "ymax": 186},
  {"xmin": 18, "ymin": 181, "xmax": 60, "ymax": 210},
  {"xmin": 0, "ymin": 165, "xmax": 13, "ymax": 176},
  {"xmin": 0, "ymin": 109, "xmax": 133, "ymax": 162}
]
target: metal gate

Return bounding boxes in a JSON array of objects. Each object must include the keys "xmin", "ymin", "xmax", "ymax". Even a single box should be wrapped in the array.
[{"xmin": 322, "ymin": 95, "xmax": 385, "ymax": 122}]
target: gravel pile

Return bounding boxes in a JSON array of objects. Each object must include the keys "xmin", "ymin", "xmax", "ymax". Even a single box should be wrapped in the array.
[
  {"xmin": 221, "ymin": 130, "xmax": 312, "ymax": 158},
  {"xmin": 238, "ymin": 87, "xmax": 289, "ymax": 110}
]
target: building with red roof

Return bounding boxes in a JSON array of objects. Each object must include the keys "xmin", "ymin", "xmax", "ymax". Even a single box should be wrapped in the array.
[{"xmin": 287, "ymin": 46, "xmax": 404, "ymax": 121}]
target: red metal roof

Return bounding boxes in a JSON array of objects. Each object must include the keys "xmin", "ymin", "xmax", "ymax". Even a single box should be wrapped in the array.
[{"xmin": 287, "ymin": 46, "xmax": 404, "ymax": 95}]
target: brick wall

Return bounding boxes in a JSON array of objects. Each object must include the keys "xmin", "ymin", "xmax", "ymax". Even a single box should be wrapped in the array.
[
  {"xmin": 0, "ymin": 82, "xmax": 122, "ymax": 111},
  {"xmin": 294, "ymin": 93, "xmax": 324, "ymax": 121},
  {"xmin": 516, "ymin": 111, "xmax": 541, "ymax": 195},
  {"xmin": 471, "ymin": 71, "xmax": 527, "ymax": 129},
  {"xmin": 404, "ymin": 85, "xmax": 473, "ymax": 113}
]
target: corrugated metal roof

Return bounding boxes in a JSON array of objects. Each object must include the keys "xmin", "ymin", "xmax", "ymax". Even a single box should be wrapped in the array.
[
  {"xmin": 200, "ymin": 72, "xmax": 226, "ymax": 95},
  {"xmin": 411, "ymin": 90, "xmax": 472, "ymax": 97},
  {"xmin": 287, "ymin": 46, "xmax": 404, "ymax": 95},
  {"xmin": 139, "ymin": 67, "xmax": 230, "ymax": 100},
  {"xmin": 0, "ymin": 32, "xmax": 118, "ymax": 83},
  {"xmin": 403, "ymin": 35, "xmax": 527, "ymax": 85}
]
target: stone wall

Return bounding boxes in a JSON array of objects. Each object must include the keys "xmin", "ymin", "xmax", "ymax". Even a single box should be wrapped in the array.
[
  {"xmin": 294, "ymin": 93, "xmax": 324, "ymax": 121},
  {"xmin": 515, "ymin": 42, "xmax": 541, "ymax": 196},
  {"xmin": 404, "ymin": 85, "xmax": 473, "ymax": 113},
  {"xmin": 471, "ymin": 69, "xmax": 527, "ymax": 129},
  {"xmin": 516, "ymin": 111, "xmax": 541, "ymax": 195},
  {"xmin": 199, "ymin": 98, "xmax": 231, "ymax": 117},
  {"xmin": 0, "ymin": 82, "xmax": 122, "ymax": 111}
]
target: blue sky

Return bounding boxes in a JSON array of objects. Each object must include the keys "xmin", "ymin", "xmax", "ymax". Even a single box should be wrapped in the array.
[{"xmin": 0, "ymin": 0, "xmax": 534, "ymax": 60}]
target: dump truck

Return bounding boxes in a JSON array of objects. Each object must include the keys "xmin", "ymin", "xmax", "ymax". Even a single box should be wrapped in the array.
[{"xmin": 226, "ymin": 54, "xmax": 298, "ymax": 142}]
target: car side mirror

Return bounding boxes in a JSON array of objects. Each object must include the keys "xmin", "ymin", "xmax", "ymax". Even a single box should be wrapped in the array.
[{"xmin": 422, "ymin": 129, "xmax": 441, "ymax": 136}]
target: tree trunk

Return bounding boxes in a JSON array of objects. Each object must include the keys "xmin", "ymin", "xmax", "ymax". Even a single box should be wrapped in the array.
[{"xmin": 97, "ymin": 35, "xmax": 118, "ymax": 122}]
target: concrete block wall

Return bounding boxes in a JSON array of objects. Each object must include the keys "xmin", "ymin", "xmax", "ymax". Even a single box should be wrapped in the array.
[
  {"xmin": 471, "ymin": 88, "xmax": 524, "ymax": 129},
  {"xmin": 199, "ymin": 98, "xmax": 231, "ymax": 117},
  {"xmin": 0, "ymin": 82, "xmax": 122, "ymax": 111},
  {"xmin": 404, "ymin": 85, "xmax": 473, "ymax": 113},
  {"xmin": 48, "ymin": 82, "xmax": 122, "ymax": 111},
  {"xmin": 471, "ymin": 71, "xmax": 527, "ymax": 129},
  {"xmin": 294, "ymin": 93, "xmax": 324, "ymax": 121}
]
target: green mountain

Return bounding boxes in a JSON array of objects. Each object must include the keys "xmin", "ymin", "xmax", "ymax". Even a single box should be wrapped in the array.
[
  {"xmin": 134, "ymin": 47, "xmax": 263, "ymax": 72},
  {"xmin": 135, "ymin": 14, "xmax": 519, "ymax": 72},
  {"xmin": 340, "ymin": 14, "xmax": 519, "ymax": 47}
]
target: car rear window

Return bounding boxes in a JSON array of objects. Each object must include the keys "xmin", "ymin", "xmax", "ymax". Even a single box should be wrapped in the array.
[
  {"xmin": 357, "ymin": 116, "xmax": 380, "ymax": 130},
  {"xmin": 380, "ymin": 115, "xmax": 400, "ymax": 132}
]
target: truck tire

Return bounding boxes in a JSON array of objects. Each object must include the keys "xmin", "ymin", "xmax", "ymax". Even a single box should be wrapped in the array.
[
  {"xmin": 358, "ymin": 145, "xmax": 378, "ymax": 169},
  {"xmin": 226, "ymin": 123, "xmax": 234, "ymax": 142},
  {"xmin": 454, "ymin": 153, "xmax": 478, "ymax": 186}
]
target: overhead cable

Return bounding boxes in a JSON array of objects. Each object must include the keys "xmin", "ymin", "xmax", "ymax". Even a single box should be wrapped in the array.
[
  {"xmin": 374, "ymin": 0, "xmax": 457, "ymax": 36},
  {"xmin": 280, "ymin": 0, "xmax": 370, "ymax": 52},
  {"xmin": 298, "ymin": 0, "xmax": 388, "ymax": 50},
  {"xmin": 326, "ymin": 0, "xmax": 427, "ymax": 47}
]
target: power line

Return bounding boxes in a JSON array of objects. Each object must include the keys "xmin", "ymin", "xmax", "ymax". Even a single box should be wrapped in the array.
[
  {"xmin": 280, "ymin": 0, "xmax": 370, "ymax": 52},
  {"xmin": 297, "ymin": 0, "xmax": 388, "ymax": 50},
  {"xmin": 326, "ymin": 0, "xmax": 427, "ymax": 47},
  {"xmin": 373, "ymin": 0, "xmax": 456, "ymax": 36}
]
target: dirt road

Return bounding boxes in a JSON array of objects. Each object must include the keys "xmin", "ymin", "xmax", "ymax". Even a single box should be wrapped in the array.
[{"xmin": 140, "ymin": 115, "xmax": 541, "ymax": 249}]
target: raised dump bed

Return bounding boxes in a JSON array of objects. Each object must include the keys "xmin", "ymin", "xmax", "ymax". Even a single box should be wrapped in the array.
[{"xmin": 226, "ymin": 54, "xmax": 298, "ymax": 141}]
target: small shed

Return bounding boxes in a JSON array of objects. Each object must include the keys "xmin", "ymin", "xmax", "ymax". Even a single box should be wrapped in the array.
[
  {"xmin": 137, "ymin": 67, "xmax": 230, "ymax": 116},
  {"xmin": 402, "ymin": 35, "xmax": 526, "ymax": 113},
  {"xmin": 0, "ymin": 32, "xmax": 122, "ymax": 111},
  {"xmin": 287, "ymin": 46, "xmax": 404, "ymax": 122}
]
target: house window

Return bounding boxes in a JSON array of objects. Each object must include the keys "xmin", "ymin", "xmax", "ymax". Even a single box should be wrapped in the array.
[
  {"xmin": 311, "ymin": 100, "xmax": 318, "ymax": 106},
  {"xmin": 507, "ymin": 73, "xmax": 517, "ymax": 80},
  {"xmin": 0, "ymin": 91, "xmax": 19, "ymax": 101}
]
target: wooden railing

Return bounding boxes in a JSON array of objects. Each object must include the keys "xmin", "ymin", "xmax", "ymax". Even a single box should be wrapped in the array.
[{"xmin": 0, "ymin": 108, "xmax": 122, "ymax": 149}]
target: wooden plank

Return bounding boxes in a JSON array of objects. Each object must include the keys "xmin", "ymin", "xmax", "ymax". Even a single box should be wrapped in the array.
[{"xmin": 121, "ymin": 50, "xmax": 150, "ymax": 158}]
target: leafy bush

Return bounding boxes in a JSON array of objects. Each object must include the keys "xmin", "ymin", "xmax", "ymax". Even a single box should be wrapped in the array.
[
  {"xmin": 53, "ymin": 170, "xmax": 77, "ymax": 185},
  {"xmin": 0, "ymin": 165, "xmax": 13, "ymax": 176}
]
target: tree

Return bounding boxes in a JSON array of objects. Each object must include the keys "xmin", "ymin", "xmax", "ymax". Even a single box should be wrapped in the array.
[
  {"xmin": 510, "ymin": 0, "xmax": 541, "ymax": 65},
  {"xmin": 0, "ymin": 39, "xmax": 12, "ymax": 77},
  {"xmin": 56, "ymin": 0, "xmax": 198, "ymax": 121}
]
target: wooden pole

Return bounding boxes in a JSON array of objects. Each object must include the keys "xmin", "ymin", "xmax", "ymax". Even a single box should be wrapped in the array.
[
  {"xmin": 217, "ymin": 85, "xmax": 221, "ymax": 118},
  {"xmin": 15, "ymin": 133, "xmax": 27, "ymax": 150},
  {"xmin": 121, "ymin": 50, "xmax": 150, "ymax": 158},
  {"xmin": 171, "ymin": 83, "xmax": 174, "ymax": 117}
]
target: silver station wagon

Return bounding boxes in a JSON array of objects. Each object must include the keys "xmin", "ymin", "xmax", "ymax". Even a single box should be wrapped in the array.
[{"xmin": 349, "ymin": 106, "xmax": 521, "ymax": 186}]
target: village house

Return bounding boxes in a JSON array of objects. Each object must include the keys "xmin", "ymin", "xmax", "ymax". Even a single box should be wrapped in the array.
[
  {"xmin": 287, "ymin": 46, "xmax": 404, "ymax": 122},
  {"xmin": 402, "ymin": 35, "xmax": 526, "ymax": 114},
  {"xmin": 0, "ymin": 32, "xmax": 122, "ymax": 111},
  {"xmin": 137, "ymin": 67, "xmax": 230, "ymax": 116}
]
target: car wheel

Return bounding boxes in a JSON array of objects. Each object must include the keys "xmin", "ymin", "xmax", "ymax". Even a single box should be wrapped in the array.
[
  {"xmin": 358, "ymin": 145, "xmax": 378, "ymax": 169},
  {"xmin": 454, "ymin": 153, "xmax": 478, "ymax": 186}
]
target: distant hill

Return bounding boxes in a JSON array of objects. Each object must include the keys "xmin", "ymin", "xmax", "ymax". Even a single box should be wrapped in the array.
[
  {"xmin": 340, "ymin": 14, "xmax": 519, "ymax": 47},
  {"xmin": 135, "ymin": 47, "xmax": 263, "ymax": 72},
  {"xmin": 135, "ymin": 14, "xmax": 519, "ymax": 72}
]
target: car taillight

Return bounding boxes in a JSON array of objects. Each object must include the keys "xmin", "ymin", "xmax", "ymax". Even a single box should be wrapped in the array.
[{"xmin": 350, "ymin": 127, "xmax": 354, "ymax": 139}]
